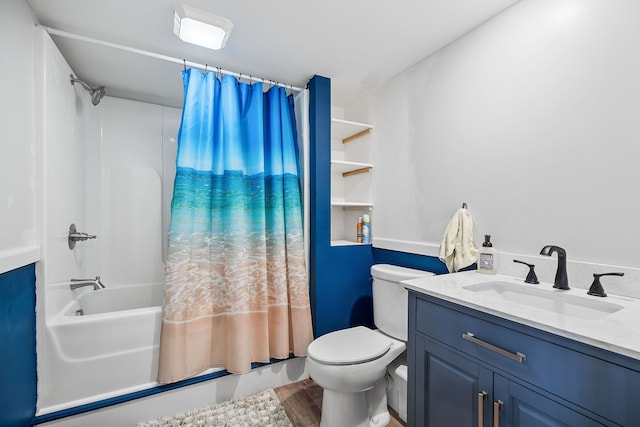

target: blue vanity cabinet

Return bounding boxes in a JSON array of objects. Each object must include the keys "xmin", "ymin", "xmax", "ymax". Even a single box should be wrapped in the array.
[
  {"xmin": 414, "ymin": 334, "xmax": 493, "ymax": 426},
  {"xmin": 413, "ymin": 335, "xmax": 604, "ymax": 426},
  {"xmin": 492, "ymin": 375, "xmax": 605, "ymax": 426},
  {"xmin": 408, "ymin": 290, "xmax": 640, "ymax": 426}
]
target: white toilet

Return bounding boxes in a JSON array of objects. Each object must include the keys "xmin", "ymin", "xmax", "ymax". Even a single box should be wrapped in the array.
[{"xmin": 307, "ymin": 264, "xmax": 434, "ymax": 427}]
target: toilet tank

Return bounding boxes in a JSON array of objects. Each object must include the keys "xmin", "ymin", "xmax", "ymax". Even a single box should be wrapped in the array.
[{"xmin": 371, "ymin": 264, "xmax": 435, "ymax": 341}]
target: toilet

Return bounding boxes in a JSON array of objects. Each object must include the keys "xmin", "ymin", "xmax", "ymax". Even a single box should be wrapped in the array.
[{"xmin": 307, "ymin": 264, "xmax": 434, "ymax": 427}]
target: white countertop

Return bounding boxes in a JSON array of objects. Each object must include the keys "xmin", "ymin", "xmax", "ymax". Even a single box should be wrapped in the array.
[{"xmin": 402, "ymin": 271, "xmax": 640, "ymax": 361}]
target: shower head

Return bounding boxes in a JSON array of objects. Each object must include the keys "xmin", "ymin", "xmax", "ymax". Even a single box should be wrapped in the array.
[
  {"xmin": 69, "ymin": 74, "xmax": 105, "ymax": 105},
  {"xmin": 90, "ymin": 86, "xmax": 105, "ymax": 106}
]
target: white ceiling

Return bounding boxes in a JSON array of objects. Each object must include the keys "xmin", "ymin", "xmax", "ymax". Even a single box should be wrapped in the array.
[{"xmin": 26, "ymin": 0, "xmax": 520, "ymax": 108}]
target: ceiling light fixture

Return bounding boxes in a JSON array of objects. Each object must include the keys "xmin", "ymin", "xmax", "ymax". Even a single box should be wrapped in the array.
[{"xmin": 173, "ymin": 5, "xmax": 233, "ymax": 50}]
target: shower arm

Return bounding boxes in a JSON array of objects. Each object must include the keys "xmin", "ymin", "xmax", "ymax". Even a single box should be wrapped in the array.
[
  {"xmin": 69, "ymin": 74, "xmax": 106, "ymax": 105},
  {"xmin": 69, "ymin": 74, "xmax": 92, "ymax": 91}
]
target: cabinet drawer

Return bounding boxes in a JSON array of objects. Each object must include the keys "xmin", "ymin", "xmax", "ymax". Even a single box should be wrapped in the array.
[{"xmin": 415, "ymin": 296, "xmax": 640, "ymax": 426}]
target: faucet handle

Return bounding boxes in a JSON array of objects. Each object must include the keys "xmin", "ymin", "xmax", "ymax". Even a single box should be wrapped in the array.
[
  {"xmin": 513, "ymin": 260, "xmax": 539, "ymax": 284},
  {"xmin": 588, "ymin": 272, "xmax": 624, "ymax": 297}
]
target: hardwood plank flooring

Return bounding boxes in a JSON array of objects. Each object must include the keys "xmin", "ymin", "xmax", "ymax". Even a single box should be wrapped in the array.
[{"xmin": 274, "ymin": 379, "xmax": 406, "ymax": 427}]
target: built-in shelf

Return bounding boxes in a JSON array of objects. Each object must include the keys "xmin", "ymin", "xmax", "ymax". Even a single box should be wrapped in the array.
[
  {"xmin": 331, "ymin": 118, "xmax": 373, "ymax": 143},
  {"xmin": 331, "ymin": 201, "xmax": 374, "ymax": 210},
  {"xmin": 331, "ymin": 160, "xmax": 373, "ymax": 177},
  {"xmin": 330, "ymin": 117, "xmax": 374, "ymax": 244},
  {"xmin": 330, "ymin": 239, "xmax": 371, "ymax": 247}
]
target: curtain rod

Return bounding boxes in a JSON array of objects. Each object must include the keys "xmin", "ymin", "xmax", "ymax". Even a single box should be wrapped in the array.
[{"xmin": 37, "ymin": 25, "xmax": 304, "ymax": 92}]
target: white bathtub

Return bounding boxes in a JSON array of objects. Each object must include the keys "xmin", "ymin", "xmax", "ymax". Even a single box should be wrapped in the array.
[
  {"xmin": 40, "ymin": 282, "xmax": 165, "ymax": 414},
  {"xmin": 74, "ymin": 281, "xmax": 164, "ymax": 315}
]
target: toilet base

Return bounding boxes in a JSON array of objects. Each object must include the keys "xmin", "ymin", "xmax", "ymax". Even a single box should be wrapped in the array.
[
  {"xmin": 387, "ymin": 353, "xmax": 408, "ymax": 422},
  {"xmin": 320, "ymin": 377, "xmax": 390, "ymax": 427}
]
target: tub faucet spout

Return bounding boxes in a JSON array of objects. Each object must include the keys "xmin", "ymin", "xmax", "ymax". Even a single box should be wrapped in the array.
[
  {"xmin": 539, "ymin": 245, "xmax": 569, "ymax": 290},
  {"xmin": 70, "ymin": 276, "xmax": 105, "ymax": 291}
]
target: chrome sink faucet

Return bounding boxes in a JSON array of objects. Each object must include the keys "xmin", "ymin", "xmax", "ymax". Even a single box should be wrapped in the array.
[
  {"xmin": 539, "ymin": 245, "xmax": 569, "ymax": 290},
  {"xmin": 70, "ymin": 276, "xmax": 105, "ymax": 291}
]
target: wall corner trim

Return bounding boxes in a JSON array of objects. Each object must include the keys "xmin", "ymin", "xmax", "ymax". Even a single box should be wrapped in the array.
[{"xmin": 0, "ymin": 245, "xmax": 40, "ymax": 275}]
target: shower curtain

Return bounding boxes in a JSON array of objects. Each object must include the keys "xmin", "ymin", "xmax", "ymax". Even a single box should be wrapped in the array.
[{"xmin": 158, "ymin": 69, "xmax": 313, "ymax": 383}]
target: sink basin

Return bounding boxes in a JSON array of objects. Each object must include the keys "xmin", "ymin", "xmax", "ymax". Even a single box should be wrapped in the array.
[{"xmin": 463, "ymin": 281, "xmax": 623, "ymax": 320}]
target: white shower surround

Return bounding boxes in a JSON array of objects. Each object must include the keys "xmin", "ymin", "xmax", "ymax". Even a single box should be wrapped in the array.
[
  {"xmin": 35, "ymin": 28, "xmax": 308, "ymax": 420},
  {"xmin": 35, "ymin": 28, "xmax": 176, "ymax": 413}
]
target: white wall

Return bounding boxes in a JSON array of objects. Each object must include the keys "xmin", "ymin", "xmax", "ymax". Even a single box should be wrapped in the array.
[
  {"xmin": 350, "ymin": 0, "xmax": 640, "ymax": 274},
  {"xmin": 0, "ymin": 0, "xmax": 39, "ymax": 273}
]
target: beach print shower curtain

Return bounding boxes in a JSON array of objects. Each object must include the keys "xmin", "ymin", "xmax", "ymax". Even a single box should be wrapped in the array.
[{"xmin": 158, "ymin": 69, "xmax": 313, "ymax": 383}]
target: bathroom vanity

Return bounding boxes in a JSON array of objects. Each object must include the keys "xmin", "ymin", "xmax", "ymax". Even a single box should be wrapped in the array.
[{"xmin": 403, "ymin": 272, "xmax": 640, "ymax": 426}]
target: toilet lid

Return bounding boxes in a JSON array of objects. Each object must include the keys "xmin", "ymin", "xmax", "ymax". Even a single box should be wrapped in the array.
[{"xmin": 307, "ymin": 326, "xmax": 391, "ymax": 365}]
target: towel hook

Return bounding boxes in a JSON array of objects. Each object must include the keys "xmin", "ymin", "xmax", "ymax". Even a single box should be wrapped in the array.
[{"xmin": 462, "ymin": 202, "xmax": 468, "ymax": 209}]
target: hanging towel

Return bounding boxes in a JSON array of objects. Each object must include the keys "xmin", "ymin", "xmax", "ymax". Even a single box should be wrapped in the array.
[{"xmin": 439, "ymin": 208, "xmax": 478, "ymax": 273}]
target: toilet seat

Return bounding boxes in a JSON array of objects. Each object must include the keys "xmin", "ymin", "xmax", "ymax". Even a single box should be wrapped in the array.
[{"xmin": 308, "ymin": 326, "xmax": 391, "ymax": 365}]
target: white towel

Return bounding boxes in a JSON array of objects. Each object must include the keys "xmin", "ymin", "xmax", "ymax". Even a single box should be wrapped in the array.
[{"xmin": 439, "ymin": 208, "xmax": 478, "ymax": 273}]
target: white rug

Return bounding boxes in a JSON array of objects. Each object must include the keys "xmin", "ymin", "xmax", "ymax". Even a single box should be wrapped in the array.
[{"xmin": 135, "ymin": 389, "xmax": 292, "ymax": 427}]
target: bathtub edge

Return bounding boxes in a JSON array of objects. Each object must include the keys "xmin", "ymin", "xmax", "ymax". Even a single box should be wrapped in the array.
[{"xmin": 32, "ymin": 355, "xmax": 301, "ymax": 425}]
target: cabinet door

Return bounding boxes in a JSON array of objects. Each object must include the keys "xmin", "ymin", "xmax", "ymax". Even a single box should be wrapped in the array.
[
  {"xmin": 414, "ymin": 335, "xmax": 493, "ymax": 427},
  {"xmin": 493, "ymin": 374, "xmax": 610, "ymax": 427}
]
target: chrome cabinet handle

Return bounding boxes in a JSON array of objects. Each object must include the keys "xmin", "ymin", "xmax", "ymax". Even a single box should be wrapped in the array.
[
  {"xmin": 478, "ymin": 391, "xmax": 488, "ymax": 427},
  {"xmin": 462, "ymin": 332, "xmax": 526, "ymax": 363},
  {"xmin": 493, "ymin": 400, "xmax": 504, "ymax": 427}
]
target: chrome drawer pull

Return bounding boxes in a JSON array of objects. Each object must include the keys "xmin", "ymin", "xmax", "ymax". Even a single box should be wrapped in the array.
[
  {"xmin": 462, "ymin": 332, "xmax": 526, "ymax": 363},
  {"xmin": 478, "ymin": 391, "xmax": 488, "ymax": 427},
  {"xmin": 493, "ymin": 400, "xmax": 504, "ymax": 427}
]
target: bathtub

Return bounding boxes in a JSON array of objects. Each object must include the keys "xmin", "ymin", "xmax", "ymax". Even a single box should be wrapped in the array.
[
  {"xmin": 74, "ymin": 281, "xmax": 164, "ymax": 315},
  {"xmin": 37, "ymin": 280, "xmax": 308, "ymax": 423},
  {"xmin": 39, "ymin": 282, "xmax": 165, "ymax": 414}
]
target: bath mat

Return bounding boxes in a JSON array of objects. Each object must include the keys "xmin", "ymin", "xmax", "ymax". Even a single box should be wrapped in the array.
[{"xmin": 135, "ymin": 388, "xmax": 292, "ymax": 427}]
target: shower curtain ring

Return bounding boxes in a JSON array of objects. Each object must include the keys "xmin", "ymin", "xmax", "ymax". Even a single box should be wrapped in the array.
[
  {"xmin": 183, "ymin": 59, "xmax": 187, "ymax": 72},
  {"xmin": 204, "ymin": 64, "xmax": 208, "ymax": 73}
]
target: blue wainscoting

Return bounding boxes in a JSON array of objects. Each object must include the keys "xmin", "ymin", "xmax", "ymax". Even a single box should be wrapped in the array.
[
  {"xmin": 0, "ymin": 263, "xmax": 36, "ymax": 427},
  {"xmin": 308, "ymin": 75, "xmax": 375, "ymax": 337}
]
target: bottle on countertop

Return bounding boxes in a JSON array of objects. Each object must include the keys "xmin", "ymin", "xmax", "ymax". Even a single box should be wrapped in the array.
[
  {"xmin": 362, "ymin": 214, "xmax": 371, "ymax": 244},
  {"xmin": 477, "ymin": 234, "xmax": 497, "ymax": 275},
  {"xmin": 356, "ymin": 217, "xmax": 363, "ymax": 243}
]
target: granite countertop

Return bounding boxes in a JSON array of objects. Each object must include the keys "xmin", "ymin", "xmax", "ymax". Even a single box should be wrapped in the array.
[{"xmin": 402, "ymin": 270, "xmax": 640, "ymax": 361}]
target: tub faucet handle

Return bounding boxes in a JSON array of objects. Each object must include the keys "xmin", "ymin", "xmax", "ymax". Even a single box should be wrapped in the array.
[
  {"xmin": 68, "ymin": 223, "xmax": 97, "ymax": 250},
  {"xmin": 588, "ymin": 272, "xmax": 624, "ymax": 298},
  {"xmin": 513, "ymin": 260, "xmax": 539, "ymax": 284}
]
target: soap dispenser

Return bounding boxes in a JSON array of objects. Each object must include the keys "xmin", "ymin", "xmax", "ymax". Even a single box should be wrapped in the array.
[{"xmin": 477, "ymin": 235, "xmax": 497, "ymax": 275}]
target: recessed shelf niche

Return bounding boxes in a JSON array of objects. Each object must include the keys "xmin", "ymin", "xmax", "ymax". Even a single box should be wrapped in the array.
[{"xmin": 330, "ymin": 118, "xmax": 373, "ymax": 246}]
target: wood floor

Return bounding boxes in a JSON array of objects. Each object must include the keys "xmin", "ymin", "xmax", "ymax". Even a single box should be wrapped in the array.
[{"xmin": 274, "ymin": 379, "xmax": 406, "ymax": 427}]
